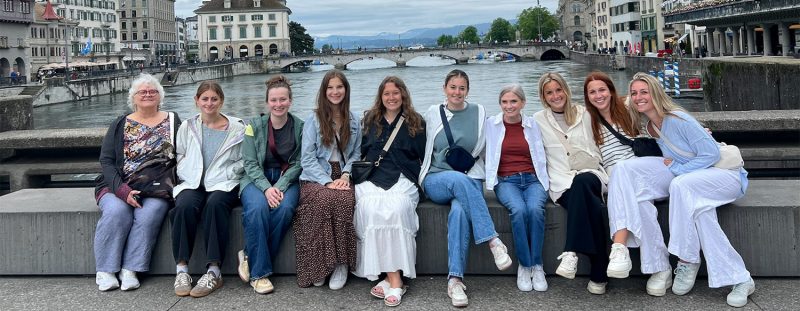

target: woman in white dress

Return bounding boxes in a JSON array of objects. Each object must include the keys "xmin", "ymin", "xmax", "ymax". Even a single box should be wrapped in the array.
[{"xmin": 354, "ymin": 76, "xmax": 426, "ymax": 307}]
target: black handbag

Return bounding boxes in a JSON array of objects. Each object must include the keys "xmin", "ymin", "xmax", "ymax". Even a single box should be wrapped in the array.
[
  {"xmin": 439, "ymin": 105, "xmax": 478, "ymax": 173},
  {"xmin": 600, "ymin": 118, "xmax": 662, "ymax": 157},
  {"xmin": 351, "ymin": 116, "xmax": 405, "ymax": 184},
  {"xmin": 126, "ymin": 141, "xmax": 178, "ymax": 201}
]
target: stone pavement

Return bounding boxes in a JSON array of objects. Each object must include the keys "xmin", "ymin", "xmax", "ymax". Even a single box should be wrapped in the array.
[{"xmin": 1, "ymin": 275, "xmax": 797, "ymax": 310}]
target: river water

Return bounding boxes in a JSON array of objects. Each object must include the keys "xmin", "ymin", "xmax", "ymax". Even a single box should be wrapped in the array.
[{"xmin": 33, "ymin": 58, "xmax": 705, "ymax": 129}]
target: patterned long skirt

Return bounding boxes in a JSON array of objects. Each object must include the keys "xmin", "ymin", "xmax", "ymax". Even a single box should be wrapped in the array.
[{"xmin": 293, "ymin": 162, "xmax": 357, "ymax": 287}]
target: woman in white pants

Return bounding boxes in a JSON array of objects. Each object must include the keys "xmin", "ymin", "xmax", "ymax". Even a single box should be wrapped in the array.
[{"xmin": 608, "ymin": 73, "xmax": 754, "ymax": 307}]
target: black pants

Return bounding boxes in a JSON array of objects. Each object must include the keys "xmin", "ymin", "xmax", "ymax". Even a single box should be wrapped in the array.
[
  {"xmin": 170, "ymin": 186, "xmax": 239, "ymax": 265},
  {"xmin": 557, "ymin": 173, "xmax": 610, "ymax": 283}
]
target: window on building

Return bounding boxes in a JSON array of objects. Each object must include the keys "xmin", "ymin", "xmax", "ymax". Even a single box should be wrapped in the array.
[
  {"xmin": 209, "ymin": 16, "xmax": 216, "ymax": 23},
  {"xmin": 132, "ymin": 32, "xmax": 137, "ymax": 40},
  {"xmin": 254, "ymin": 25, "xmax": 261, "ymax": 38},
  {"xmin": 132, "ymin": 21, "xmax": 137, "ymax": 28},
  {"xmin": 224, "ymin": 27, "xmax": 231, "ymax": 39},
  {"xmin": 209, "ymin": 28, "xmax": 217, "ymax": 40},
  {"xmin": 21, "ymin": 0, "xmax": 31, "ymax": 13},
  {"xmin": 143, "ymin": 32, "xmax": 148, "ymax": 39},
  {"xmin": 574, "ymin": 16, "xmax": 580, "ymax": 26},
  {"xmin": 239, "ymin": 15, "xmax": 245, "ymax": 22},
  {"xmin": 254, "ymin": 0, "xmax": 260, "ymax": 7},
  {"xmin": 121, "ymin": 11, "xmax": 126, "ymax": 18},
  {"xmin": 268, "ymin": 13, "xmax": 275, "ymax": 21},
  {"xmin": 572, "ymin": 3, "xmax": 581, "ymax": 13},
  {"xmin": 268, "ymin": 24, "xmax": 276, "ymax": 37},
  {"xmin": 143, "ymin": 21, "xmax": 147, "ymax": 28},
  {"xmin": 132, "ymin": 10, "xmax": 136, "ymax": 18},
  {"xmin": 3, "ymin": 0, "xmax": 12, "ymax": 12},
  {"xmin": 239, "ymin": 26, "xmax": 247, "ymax": 39},
  {"xmin": 252, "ymin": 14, "xmax": 263, "ymax": 21}
]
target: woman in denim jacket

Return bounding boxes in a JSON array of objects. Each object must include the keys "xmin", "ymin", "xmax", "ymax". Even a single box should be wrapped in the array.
[{"xmin": 294, "ymin": 70, "xmax": 362, "ymax": 289}]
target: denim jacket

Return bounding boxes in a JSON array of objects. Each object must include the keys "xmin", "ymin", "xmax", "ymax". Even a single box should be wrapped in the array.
[{"xmin": 299, "ymin": 112, "xmax": 362, "ymax": 185}]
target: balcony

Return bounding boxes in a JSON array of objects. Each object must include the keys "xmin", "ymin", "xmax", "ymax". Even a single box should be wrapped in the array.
[{"xmin": 665, "ymin": 0, "xmax": 800, "ymax": 25}]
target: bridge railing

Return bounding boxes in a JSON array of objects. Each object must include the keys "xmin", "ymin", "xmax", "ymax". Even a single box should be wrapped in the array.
[{"xmin": 664, "ymin": 0, "xmax": 800, "ymax": 24}]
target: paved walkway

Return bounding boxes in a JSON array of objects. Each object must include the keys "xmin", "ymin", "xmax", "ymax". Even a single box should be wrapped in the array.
[{"xmin": 1, "ymin": 275, "xmax": 797, "ymax": 310}]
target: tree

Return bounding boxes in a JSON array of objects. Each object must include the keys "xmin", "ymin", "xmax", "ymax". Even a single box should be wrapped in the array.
[
  {"xmin": 459, "ymin": 26, "xmax": 480, "ymax": 45},
  {"xmin": 517, "ymin": 7, "xmax": 559, "ymax": 41},
  {"xmin": 437, "ymin": 34, "xmax": 455, "ymax": 47},
  {"xmin": 289, "ymin": 21, "xmax": 315, "ymax": 55},
  {"xmin": 321, "ymin": 44, "xmax": 333, "ymax": 54},
  {"xmin": 488, "ymin": 18, "xmax": 514, "ymax": 43}
]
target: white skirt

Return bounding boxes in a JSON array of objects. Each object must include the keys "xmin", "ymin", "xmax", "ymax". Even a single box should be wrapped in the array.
[{"xmin": 353, "ymin": 174, "xmax": 420, "ymax": 280}]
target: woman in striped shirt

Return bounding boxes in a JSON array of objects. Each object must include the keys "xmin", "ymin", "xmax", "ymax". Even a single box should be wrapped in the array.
[{"xmin": 583, "ymin": 71, "xmax": 638, "ymax": 175}]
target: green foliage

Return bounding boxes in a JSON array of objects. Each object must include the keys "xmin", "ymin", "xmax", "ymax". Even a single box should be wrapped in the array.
[
  {"xmin": 488, "ymin": 18, "xmax": 514, "ymax": 43},
  {"xmin": 459, "ymin": 26, "xmax": 480, "ymax": 45},
  {"xmin": 289, "ymin": 21, "xmax": 315, "ymax": 55},
  {"xmin": 437, "ymin": 34, "xmax": 455, "ymax": 47},
  {"xmin": 516, "ymin": 7, "xmax": 559, "ymax": 40}
]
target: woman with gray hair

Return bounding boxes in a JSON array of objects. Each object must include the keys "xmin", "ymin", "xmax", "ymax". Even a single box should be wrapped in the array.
[
  {"xmin": 483, "ymin": 84, "xmax": 550, "ymax": 292},
  {"xmin": 93, "ymin": 74, "xmax": 181, "ymax": 291}
]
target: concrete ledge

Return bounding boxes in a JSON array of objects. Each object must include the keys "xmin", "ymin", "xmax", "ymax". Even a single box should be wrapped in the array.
[
  {"xmin": 1, "ymin": 180, "xmax": 798, "ymax": 276},
  {"xmin": 0, "ymin": 128, "xmax": 104, "ymax": 150},
  {"xmin": 694, "ymin": 110, "xmax": 800, "ymax": 132}
]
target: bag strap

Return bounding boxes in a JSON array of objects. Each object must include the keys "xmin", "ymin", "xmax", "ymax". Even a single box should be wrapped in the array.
[
  {"xmin": 649, "ymin": 120, "xmax": 695, "ymax": 158},
  {"xmin": 599, "ymin": 117, "xmax": 633, "ymax": 146},
  {"xmin": 374, "ymin": 116, "xmax": 405, "ymax": 166},
  {"xmin": 333, "ymin": 131, "xmax": 347, "ymax": 164},
  {"xmin": 438, "ymin": 105, "xmax": 457, "ymax": 148},
  {"xmin": 268, "ymin": 117, "xmax": 289, "ymax": 173},
  {"xmin": 169, "ymin": 111, "xmax": 176, "ymax": 145}
]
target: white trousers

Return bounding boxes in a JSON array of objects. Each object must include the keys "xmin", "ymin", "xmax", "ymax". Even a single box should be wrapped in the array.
[{"xmin": 607, "ymin": 157, "xmax": 751, "ymax": 287}]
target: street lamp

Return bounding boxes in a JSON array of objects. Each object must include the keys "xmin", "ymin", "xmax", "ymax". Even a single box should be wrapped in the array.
[{"xmin": 537, "ymin": 0, "xmax": 542, "ymax": 41}]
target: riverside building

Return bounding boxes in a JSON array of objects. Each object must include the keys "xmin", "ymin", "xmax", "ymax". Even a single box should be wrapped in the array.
[
  {"xmin": 195, "ymin": 0, "xmax": 291, "ymax": 61},
  {"xmin": 118, "ymin": 0, "xmax": 177, "ymax": 66},
  {"xmin": 1, "ymin": 0, "xmax": 34, "ymax": 83}
]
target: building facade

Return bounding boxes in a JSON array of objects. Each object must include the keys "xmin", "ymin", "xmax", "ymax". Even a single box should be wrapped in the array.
[
  {"xmin": 595, "ymin": 0, "xmax": 611, "ymax": 51},
  {"xmin": 118, "ymin": 0, "xmax": 177, "ymax": 65},
  {"xmin": 1, "ymin": 0, "xmax": 34, "ymax": 83},
  {"xmin": 558, "ymin": 0, "xmax": 593, "ymax": 46},
  {"xmin": 185, "ymin": 15, "xmax": 198, "ymax": 61},
  {"xmin": 195, "ymin": 0, "xmax": 291, "ymax": 61},
  {"xmin": 30, "ymin": 2, "xmax": 71, "ymax": 75},
  {"xmin": 175, "ymin": 16, "xmax": 185, "ymax": 62},
  {"xmin": 609, "ymin": 0, "xmax": 641, "ymax": 54},
  {"xmin": 640, "ymin": 0, "xmax": 666, "ymax": 53},
  {"xmin": 50, "ymin": 0, "xmax": 121, "ymax": 59}
]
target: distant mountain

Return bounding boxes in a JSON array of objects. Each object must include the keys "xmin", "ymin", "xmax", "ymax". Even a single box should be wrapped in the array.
[{"xmin": 314, "ymin": 20, "xmax": 516, "ymax": 50}]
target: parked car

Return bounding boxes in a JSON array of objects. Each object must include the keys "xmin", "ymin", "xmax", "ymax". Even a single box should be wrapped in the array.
[{"xmin": 407, "ymin": 44, "xmax": 425, "ymax": 50}]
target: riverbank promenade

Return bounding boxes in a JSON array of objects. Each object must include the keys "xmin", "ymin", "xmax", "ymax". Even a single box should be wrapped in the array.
[{"xmin": 2, "ymin": 275, "xmax": 797, "ymax": 310}]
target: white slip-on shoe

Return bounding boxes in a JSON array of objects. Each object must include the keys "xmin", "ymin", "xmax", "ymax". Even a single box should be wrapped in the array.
[
  {"xmin": 96, "ymin": 272, "xmax": 119, "ymax": 292},
  {"xmin": 328, "ymin": 264, "xmax": 349, "ymax": 290},
  {"xmin": 119, "ymin": 268, "xmax": 140, "ymax": 291}
]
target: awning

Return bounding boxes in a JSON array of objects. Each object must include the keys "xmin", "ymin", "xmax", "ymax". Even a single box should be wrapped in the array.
[
  {"xmin": 240, "ymin": 48, "xmax": 248, "ymax": 52},
  {"xmin": 122, "ymin": 56, "xmax": 146, "ymax": 61}
]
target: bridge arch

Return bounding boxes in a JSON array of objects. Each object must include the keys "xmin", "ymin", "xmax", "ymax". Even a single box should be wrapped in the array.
[{"xmin": 540, "ymin": 49, "xmax": 567, "ymax": 61}]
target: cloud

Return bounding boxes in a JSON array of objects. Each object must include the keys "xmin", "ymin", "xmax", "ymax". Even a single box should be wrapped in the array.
[{"xmin": 176, "ymin": 0, "xmax": 558, "ymax": 36}]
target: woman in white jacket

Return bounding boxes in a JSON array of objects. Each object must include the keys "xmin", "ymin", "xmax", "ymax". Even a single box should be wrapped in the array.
[
  {"xmin": 170, "ymin": 81, "xmax": 245, "ymax": 298},
  {"xmin": 532, "ymin": 72, "xmax": 610, "ymax": 295},
  {"xmin": 484, "ymin": 84, "xmax": 550, "ymax": 292}
]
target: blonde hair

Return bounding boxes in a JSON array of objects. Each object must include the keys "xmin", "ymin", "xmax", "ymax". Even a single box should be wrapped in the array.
[
  {"xmin": 627, "ymin": 72, "xmax": 685, "ymax": 129},
  {"xmin": 537, "ymin": 72, "xmax": 577, "ymax": 126}
]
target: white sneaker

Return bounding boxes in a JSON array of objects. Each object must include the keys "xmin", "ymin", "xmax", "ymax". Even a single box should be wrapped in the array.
[
  {"xmin": 646, "ymin": 269, "xmax": 673, "ymax": 296},
  {"xmin": 532, "ymin": 265, "xmax": 548, "ymax": 292},
  {"xmin": 328, "ymin": 264, "xmax": 348, "ymax": 290},
  {"xmin": 727, "ymin": 278, "xmax": 755, "ymax": 308},
  {"xmin": 587, "ymin": 280, "xmax": 607, "ymax": 295},
  {"xmin": 489, "ymin": 239, "xmax": 512, "ymax": 271},
  {"xmin": 672, "ymin": 262, "xmax": 701, "ymax": 295},
  {"xmin": 447, "ymin": 280, "xmax": 468, "ymax": 307},
  {"xmin": 119, "ymin": 269, "xmax": 140, "ymax": 291},
  {"xmin": 607, "ymin": 243, "xmax": 632, "ymax": 278},
  {"xmin": 555, "ymin": 252, "xmax": 578, "ymax": 279},
  {"xmin": 517, "ymin": 265, "xmax": 533, "ymax": 292},
  {"xmin": 96, "ymin": 272, "xmax": 119, "ymax": 291}
]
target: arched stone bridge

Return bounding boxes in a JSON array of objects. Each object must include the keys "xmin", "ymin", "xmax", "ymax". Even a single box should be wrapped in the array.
[{"xmin": 264, "ymin": 43, "xmax": 569, "ymax": 71}]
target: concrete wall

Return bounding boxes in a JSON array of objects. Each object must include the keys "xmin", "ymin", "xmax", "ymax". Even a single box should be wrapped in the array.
[
  {"xmin": 703, "ymin": 61, "xmax": 800, "ymax": 111},
  {"xmin": 0, "ymin": 96, "xmax": 33, "ymax": 132}
]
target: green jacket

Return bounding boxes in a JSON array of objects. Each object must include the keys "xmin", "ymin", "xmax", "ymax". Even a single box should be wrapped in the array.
[{"xmin": 239, "ymin": 112, "xmax": 304, "ymax": 195}]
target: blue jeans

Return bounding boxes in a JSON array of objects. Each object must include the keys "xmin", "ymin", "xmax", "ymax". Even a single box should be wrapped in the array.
[
  {"xmin": 422, "ymin": 171, "xmax": 498, "ymax": 278},
  {"xmin": 241, "ymin": 168, "xmax": 300, "ymax": 279},
  {"xmin": 494, "ymin": 173, "xmax": 548, "ymax": 267}
]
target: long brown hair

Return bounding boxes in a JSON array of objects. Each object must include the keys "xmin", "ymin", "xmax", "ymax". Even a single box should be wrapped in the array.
[
  {"xmin": 265, "ymin": 74, "xmax": 292, "ymax": 100},
  {"xmin": 315, "ymin": 70, "xmax": 351, "ymax": 150},
  {"xmin": 583, "ymin": 71, "xmax": 638, "ymax": 145},
  {"xmin": 362, "ymin": 76, "xmax": 423, "ymax": 137}
]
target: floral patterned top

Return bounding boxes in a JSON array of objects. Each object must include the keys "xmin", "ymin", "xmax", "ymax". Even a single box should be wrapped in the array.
[{"xmin": 122, "ymin": 115, "xmax": 171, "ymax": 179}]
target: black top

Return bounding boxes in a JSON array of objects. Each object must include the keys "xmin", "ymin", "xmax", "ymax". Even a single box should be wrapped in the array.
[
  {"xmin": 360, "ymin": 112, "xmax": 426, "ymax": 190},
  {"xmin": 265, "ymin": 117, "xmax": 295, "ymax": 169}
]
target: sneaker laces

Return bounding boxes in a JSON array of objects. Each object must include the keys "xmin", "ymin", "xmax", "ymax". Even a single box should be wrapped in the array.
[
  {"xmin": 174, "ymin": 273, "xmax": 192, "ymax": 287},
  {"xmin": 557, "ymin": 252, "xmax": 577, "ymax": 264},
  {"xmin": 609, "ymin": 244, "xmax": 627, "ymax": 260},
  {"xmin": 730, "ymin": 280, "xmax": 752, "ymax": 295},
  {"xmin": 673, "ymin": 263, "xmax": 693, "ymax": 282},
  {"xmin": 197, "ymin": 272, "xmax": 217, "ymax": 289},
  {"xmin": 490, "ymin": 240, "xmax": 508, "ymax": 259}
]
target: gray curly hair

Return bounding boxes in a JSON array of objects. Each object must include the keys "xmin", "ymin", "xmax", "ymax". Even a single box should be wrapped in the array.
[{"xmin": 127, "ymin": 74, "xmax": 165, "ymax": 112}]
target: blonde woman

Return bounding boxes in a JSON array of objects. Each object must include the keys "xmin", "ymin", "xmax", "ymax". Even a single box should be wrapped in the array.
[{"xmin": 532, "ymin": 72, "xmax": 610, "ymax": 294}]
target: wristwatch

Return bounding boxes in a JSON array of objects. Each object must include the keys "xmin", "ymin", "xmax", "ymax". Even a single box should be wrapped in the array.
[{"xmin": 341, "ymin": 172, "xmax": 351, "ymax": 180}]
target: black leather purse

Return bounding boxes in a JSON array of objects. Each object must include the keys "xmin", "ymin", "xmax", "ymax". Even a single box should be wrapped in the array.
[
  {"xmin": 351, "ymin": 116, "xmax": 405, "ymax": 184},
  {"xmin": 600, "ymin": 118, "xmax": 662, "ymax": 157},
  {"xmin": 439, "ymin": 105, "xmax": 478, "ymax": 173}
]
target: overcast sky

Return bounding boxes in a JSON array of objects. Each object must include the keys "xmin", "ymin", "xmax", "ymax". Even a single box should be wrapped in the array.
[{"xmin": 175, "ymin": 0, "xmax": 559, "ymax": 37}]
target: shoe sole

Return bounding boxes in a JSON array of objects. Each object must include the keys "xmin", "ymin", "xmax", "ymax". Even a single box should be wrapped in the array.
[
  {"xmin": 120, "ymin": 284, "xmax": 140, "ymax": 291},
  {"xmin": 175, "ymin": 289, "xmax": 191, "ymax": 297},
  {"xmin": 555, "ymin": 268, "xmax": 576, "ymax": 279},
  {"xmin": 607, "ymin": 268, "xmax": 631, "ymax": 279},
  {"xmin": 98, "ymin": 285, "xmax": 119, "ymax": 292},
  {"xmin": 647, "ymin": 279, "xmax": 673, "ymax": 297},
  {"xmin": 190, "ymin": 280, "xmax": 224, "ymax": 298},
  {"xmin": 254, "ymin": 287, "xmax": 274, "ymax": 295},
  {"xmin": 450, "ymin": 298, "xmax": 468, "ymax": 308},
  {"xmin": 671, "ymin": 285, "xmax": 694, "ymax": 296},
  {"xmin": 496, "ymin": 257, "xmax": 512, "ymax": 271}
]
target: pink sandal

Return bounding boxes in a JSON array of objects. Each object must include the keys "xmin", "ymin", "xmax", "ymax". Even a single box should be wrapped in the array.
[{"xmin": 370, "ymin": 280, "xmax": 390, "ymax": 299}]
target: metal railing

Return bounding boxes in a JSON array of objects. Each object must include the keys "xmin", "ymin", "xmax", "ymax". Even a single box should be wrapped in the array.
[{"xmin": 0, "ymin": 76, "xmax": 27, "ymax": 87}]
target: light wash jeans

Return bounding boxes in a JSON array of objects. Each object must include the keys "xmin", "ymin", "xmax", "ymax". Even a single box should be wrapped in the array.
[
  {"xmin": 241, "ymin": 168, "xmax": 300, "ymax": 280},
  {"xmin": 94, "ymin": 193, "xmax": 169, "ymax": 273},
  {"xmin": 494, "ymin": 172, "xmax": 548, "ymax": 267},
  {"xmin": 422, "ymin": 171, "xmax": 498, "ymax": 278}
]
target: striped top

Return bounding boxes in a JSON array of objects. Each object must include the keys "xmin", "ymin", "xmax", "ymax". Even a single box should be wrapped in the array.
[{"xmin": 599, "ymin": 123, "xmax": 635, "ymax": 171}]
